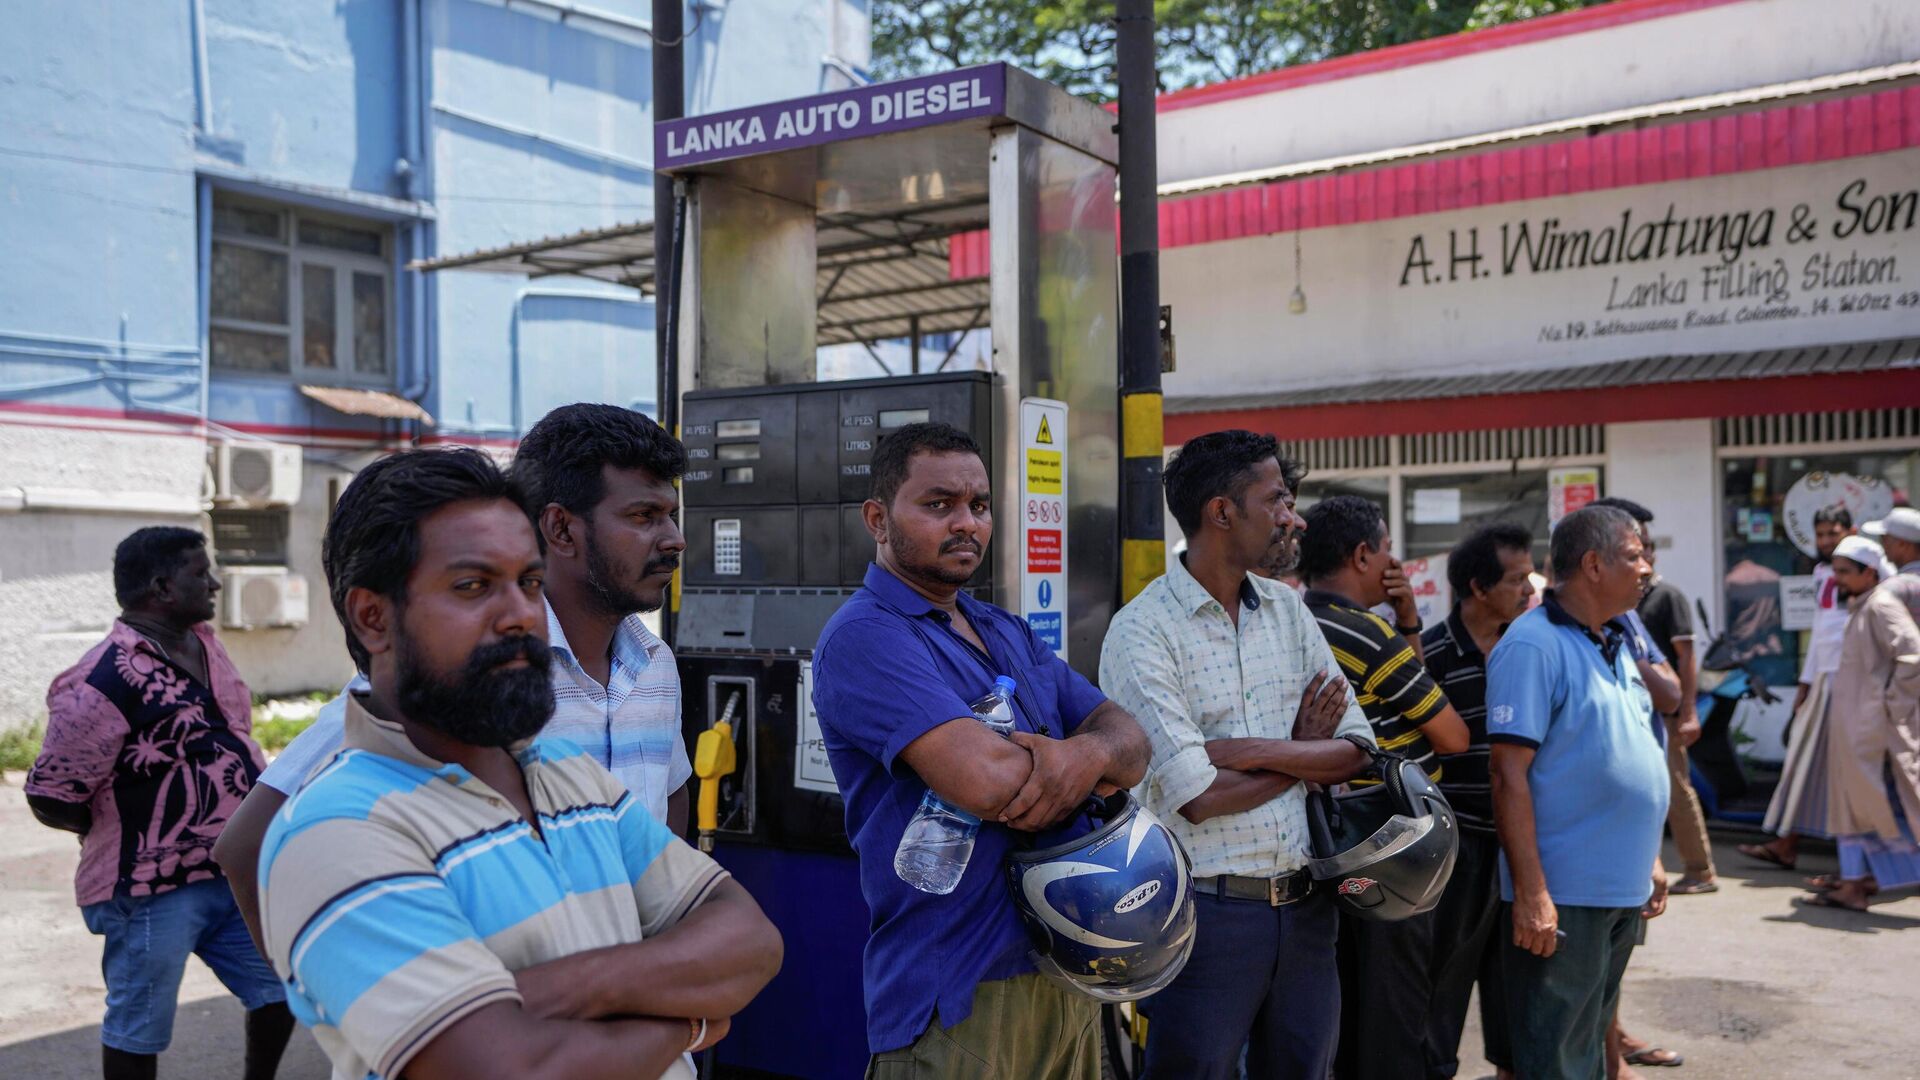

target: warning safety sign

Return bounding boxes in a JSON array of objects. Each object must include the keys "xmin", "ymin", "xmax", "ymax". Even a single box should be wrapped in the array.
[{"xmin": 1020, "ymin": 398, "xmax": 1069, "ymax": 659}]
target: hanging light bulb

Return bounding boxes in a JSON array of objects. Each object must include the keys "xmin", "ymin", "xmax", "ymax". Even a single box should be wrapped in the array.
[{"xmin": 1288, "ymin": 231, "xmax": 1307, "ymax": 314}]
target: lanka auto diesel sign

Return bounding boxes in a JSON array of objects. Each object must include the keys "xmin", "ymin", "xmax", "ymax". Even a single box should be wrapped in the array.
[{"xmin": 656, "ymin": 64, "xmax": 1007, "ymax": 169}]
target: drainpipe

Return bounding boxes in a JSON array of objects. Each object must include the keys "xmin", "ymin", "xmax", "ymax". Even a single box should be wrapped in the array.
[
  {"xmin": 1116, "ymin": 0, "xmax": 1165, "ymax": 603},
  {"xmin": 190, "ymin": 0, "xmax": 213, "ymax": 131},
  {"xmin": 196, "ymin": 178, "xmax": 213, "ymax": 427},
  {"xmin": 400, "ymin": 0, "xmax": 431, "ymax": 427}
]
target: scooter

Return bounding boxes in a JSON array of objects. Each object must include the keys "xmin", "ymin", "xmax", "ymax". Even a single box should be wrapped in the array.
[{"xmin": 1687, "ymin": 599, "xmax": 1780, "ymax": 822}]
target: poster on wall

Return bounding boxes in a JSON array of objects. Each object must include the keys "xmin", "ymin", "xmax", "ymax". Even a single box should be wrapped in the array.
[
  {"xmin": 1402, "ymin": 554, "xmax": 1451, "ymax": 628},
  {"xmin": 1547, "ymin": 467, "xmax": 1600, "ymax": 527},
  {"xmin": 1781, "ymin": 471, "xmax": 1895, "ymax": 557},
  {"xmin": 1020, "ymin": 398, "xmax": 1070, "ymax": 660},
  {"xmin": 1779, "ymin": 575, "xmax": 1819, "ymax": 632}
]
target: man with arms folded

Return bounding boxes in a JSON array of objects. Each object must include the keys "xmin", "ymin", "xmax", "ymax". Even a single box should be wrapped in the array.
[
  {"xmin": 1421, "ymin": 522, "xmax": 1536, "ymax": 1080},
  {"xmin": 811, "ymin": 422, "xmax": 1151, "ymax": 1079},
  {"xmin": 217, "ymin": 403, "xmax": 693, "ymax": 947},
  {"xmin": 256, "ymin": 448, "xmax": 781, "ymax": 1080},
  {"xmin": 1488, "ymin": 505, "xmax": 1670, "ymax": 1080},
  {"xmin": 1100, "ymin": 430, "xmax": 1372, "ymax": 1080}
]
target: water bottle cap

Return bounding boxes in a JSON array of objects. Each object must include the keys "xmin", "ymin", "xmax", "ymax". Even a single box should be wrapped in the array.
[{"xmin": 994, "ymin": 675, "xmax": 1017, "ymax": 697}]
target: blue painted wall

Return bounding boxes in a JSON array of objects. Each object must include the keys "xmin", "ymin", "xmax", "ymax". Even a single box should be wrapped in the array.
[{"xmin": 1, "ymin": 0, "xmax": 871, "ymax": 441}]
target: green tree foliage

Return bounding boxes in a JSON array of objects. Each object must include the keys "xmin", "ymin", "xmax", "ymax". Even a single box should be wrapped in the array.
[{"xmin": 872, "ymin": 0, "xmax": 1606, "ymax": 102}]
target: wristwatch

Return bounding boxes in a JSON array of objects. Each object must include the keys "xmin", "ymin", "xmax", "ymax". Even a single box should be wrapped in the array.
[{"xmin": 1395, "ymin": 621, "xmax": 1422, "ymax": 635}]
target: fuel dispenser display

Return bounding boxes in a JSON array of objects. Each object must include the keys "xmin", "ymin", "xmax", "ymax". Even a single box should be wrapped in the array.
[{"xmin": 677, "ymin": 372, "xmax": 993, "ymax": 859}]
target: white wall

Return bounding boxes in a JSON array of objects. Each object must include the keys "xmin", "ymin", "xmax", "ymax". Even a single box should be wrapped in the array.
[
  {"xmin": 1604, "ymin": 418, "xmax": 1721, "ymax": 639},
  {"xmin": 1160, "ymin": 149, "xmax": 1920, "ymax": 401},
  {"xmin": 1156, "ymin": 0, "xmax": 1920, "ymax": 185}
]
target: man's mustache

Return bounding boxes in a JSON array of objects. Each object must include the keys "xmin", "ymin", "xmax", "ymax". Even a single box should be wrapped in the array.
[
  {"xmin": 940, "ymin": 537, "xmax": 982, "ymax": 555},
  {"xmin": 467, "ymin": 634, "xmax": 552, "ymax": 673},
  {"xmin": 644, "ymin": 555, "xmax": 681, "ymax": 576}
]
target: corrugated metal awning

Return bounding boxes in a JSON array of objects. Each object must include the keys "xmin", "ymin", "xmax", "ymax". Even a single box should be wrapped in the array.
[
  {"xmin": 410, "ymin": 199, "xmax": 992, "ymax": 347},
  {"xmin": 299, "ymin": 384, "xmax": 436, "ymax": 425},
  {"xmin": 1166, "ymin": 338, "xmax": 1920, "ymax": 414}
]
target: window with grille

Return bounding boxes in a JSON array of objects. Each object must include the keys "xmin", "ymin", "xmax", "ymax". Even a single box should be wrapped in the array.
[{"xmin": 209, "ymin": 195, "xmax": 392, "ymax": 383}]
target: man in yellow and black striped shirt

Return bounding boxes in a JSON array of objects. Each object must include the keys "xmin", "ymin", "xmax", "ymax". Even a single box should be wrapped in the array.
[
  {"xmin": 1299, "ymin": 496, "xmax": 1467, "ymax": 781},
  {"xmin": 1299, "ymin": 494, "xmax": 1470, "ymax": 1080}
]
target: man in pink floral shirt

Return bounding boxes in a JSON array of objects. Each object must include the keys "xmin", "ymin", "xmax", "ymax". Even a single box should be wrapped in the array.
[{"xmin": 26, "ymin": 526, "xmax": 292, "ymax": 1080}]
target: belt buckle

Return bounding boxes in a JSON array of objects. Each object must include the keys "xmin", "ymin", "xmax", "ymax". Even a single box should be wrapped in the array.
[
  {"xmin": 1267, "ymin": 876, "xmax": 1283, "ymax": 906},
  {"xmin": 1270, "ymin": 871, "xmax": 1308, "ymax": 907}
]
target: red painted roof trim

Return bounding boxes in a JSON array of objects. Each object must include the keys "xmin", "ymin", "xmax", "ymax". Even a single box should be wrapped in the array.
[
  {"xmin": 950, "ymin": 84, "xmax": 1920, "ymax": 279},
  {"xmin": 1165, "ymin": 370, "xmax": 1920, "ymax": 444},
  {"xmin": 1155, "ymin": 0, "xmax": 1747, "ymax": 113}
]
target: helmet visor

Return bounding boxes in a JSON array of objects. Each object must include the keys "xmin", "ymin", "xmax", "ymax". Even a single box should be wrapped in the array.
[{"xmin": 1306, "ymin": 812, "xmax": 1434, "ymax": 880}]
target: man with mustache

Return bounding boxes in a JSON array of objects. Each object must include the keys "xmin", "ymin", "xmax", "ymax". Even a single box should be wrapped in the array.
[
  {"xmin": 215, "ymin": 404, "xmax": 692, "ymax": 947},
  {"xmin": 1420, "ymin": 522, "xmax": 1536, "ymax": 1080},
  {"xmin": 1253, "ymin": 454, "xmax": 1308, "ymax": 583},
  {"xmin": 811, "ymin": 422, "xmax": 1151, "ymax": 1078},
  {"xmin": 1100, "ymin": 430, "xmax": 1370, "ymax": 1079},
  {"xmin": 254, "ymin": 448, "xmax": 781, "ymax": 1079}
]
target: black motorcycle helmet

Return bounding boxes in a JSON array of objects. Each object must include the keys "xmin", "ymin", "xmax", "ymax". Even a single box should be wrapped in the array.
[{"xmin": 1306, "ymin": 735, "xmax": 1458, "ymax": 921}]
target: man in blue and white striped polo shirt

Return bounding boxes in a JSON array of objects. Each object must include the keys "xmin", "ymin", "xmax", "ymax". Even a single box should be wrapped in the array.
[
  {"xmin": 258, "ymin": 447, "xmax": 781, "ymax": 1080},
  {"xmin": 217, "ymin": 404, "xmax": 693, "ymax": 947}
]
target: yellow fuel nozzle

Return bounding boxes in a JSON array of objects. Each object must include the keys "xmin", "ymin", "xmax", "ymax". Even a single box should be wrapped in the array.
[{"xmin": 694, "ymin": 691, "xmax": 741, "ymax": 852}]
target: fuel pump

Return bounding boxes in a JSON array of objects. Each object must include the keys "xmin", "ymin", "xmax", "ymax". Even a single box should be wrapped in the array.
[
  {"xmin": 650, "ymin": 65, "xmax": 1122, "ymax": 1078},
  {"xmin": 425, "ymin": 62, "xmax": 1126, "ymax": 1079}
]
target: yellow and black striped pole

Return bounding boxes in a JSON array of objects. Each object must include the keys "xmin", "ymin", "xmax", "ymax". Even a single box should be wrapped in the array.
[{"xmin": 1117, "ymin": 0, "xmax": 1165, "ymax": 605}]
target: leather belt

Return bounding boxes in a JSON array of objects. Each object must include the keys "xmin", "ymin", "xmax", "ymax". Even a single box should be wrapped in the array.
[{"xmin": 1193, "ymin": 869, "xmax": 1314, "ymax": 907}]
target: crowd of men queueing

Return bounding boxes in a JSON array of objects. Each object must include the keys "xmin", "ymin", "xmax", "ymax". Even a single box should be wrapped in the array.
[{"xmin": 22, "ymin": 409, "xmax": 1919, "ymax": 1080}]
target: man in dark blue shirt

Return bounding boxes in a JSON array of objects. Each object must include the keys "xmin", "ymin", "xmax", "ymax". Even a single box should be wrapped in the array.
[{"xmin": 812, "ymin": 422, "xmax": 1151, "ymax": 1078}]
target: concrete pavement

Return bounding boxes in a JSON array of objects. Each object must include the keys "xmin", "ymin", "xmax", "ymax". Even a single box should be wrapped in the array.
[{"xmin": 3, "ymin": 772, "xmax": 1917, "ymax": 1078}]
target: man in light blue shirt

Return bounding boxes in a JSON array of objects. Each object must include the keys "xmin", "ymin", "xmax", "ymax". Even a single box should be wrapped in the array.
[
  {"xmin": 214, "ymin": 403, "xmax": 692, "ymax": 947},
  {"xmin": 1488, "ymin": 504, "xmax": 1671, "ymax": 1080}
]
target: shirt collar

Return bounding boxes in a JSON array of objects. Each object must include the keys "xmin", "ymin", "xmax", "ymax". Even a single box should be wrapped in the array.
[
  {"xmin": 542, "ymin": 597, "xmax": 664, "ymax": 671},
  {"xmin": 1540, "ymin": 589, "xmax": 1629, "ymax": 663},
  {"xmin": 1167, "ymin": 553, "xmax": 1261, "ymax": 615},
  {"xmin": 862, "ymin": 561, "xmax": 952, "ymax": 619},
  {"xmin": 1443, "ymin": 605, "xmax": 1479, "ymax": 661},
  {"xmin": 1901, "ymin": 560, "xmax": 1920, "ymax": 575},
  {"xmin": 1301, "ymin": 586, "xmax": 1363, "ymax": 613}
]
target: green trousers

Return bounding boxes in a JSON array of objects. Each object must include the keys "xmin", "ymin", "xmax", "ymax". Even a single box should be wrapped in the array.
[{"xmin": 867, "ymin": 974, "xmax": 1101, "ymax": 1080}]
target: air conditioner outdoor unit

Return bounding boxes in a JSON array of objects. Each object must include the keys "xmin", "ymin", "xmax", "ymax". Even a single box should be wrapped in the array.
[
  {"xmin": 212, "ymin": 440, "xmax": 303, "ymax": 507},
  {"xmin": 219, "ymin": 567, "xmax": 310, "ymax": 630}
]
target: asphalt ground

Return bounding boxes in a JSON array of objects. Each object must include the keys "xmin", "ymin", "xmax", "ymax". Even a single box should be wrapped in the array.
[{"xmin": 2, "ymin": 773, "xmax": 1916, "ymax": 1079}]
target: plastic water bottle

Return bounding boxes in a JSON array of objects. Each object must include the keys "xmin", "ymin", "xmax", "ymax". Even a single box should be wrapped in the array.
[{"xmin": 894, "ymin": 676, "xmax": 1018, "ymax": 894}]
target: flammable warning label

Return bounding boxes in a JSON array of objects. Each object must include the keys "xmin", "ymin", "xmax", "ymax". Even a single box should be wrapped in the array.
[{"xmin": 1025, "ymin": 449, "xmax": 1062, "ymax": 494}]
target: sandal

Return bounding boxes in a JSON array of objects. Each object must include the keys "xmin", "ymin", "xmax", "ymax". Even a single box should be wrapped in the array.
[
  {"xmin": 1669, "ymin": 877, "xmax": 1718, "ymax": 895},
  {"xmin": 1737, "ymin": 842, "xmax": 1795, "ymax": 870},
  {"xmin": 1797, "ymin": 892, "xmax": 1869, "ymax": 913},
  {"xmin": 1624, "ymin": 1047, "xmax": 1684, "ymax": 1067},
  {"xmin": 1803, "ymin": 874, "xmax": 1878, "ymax": 893}
]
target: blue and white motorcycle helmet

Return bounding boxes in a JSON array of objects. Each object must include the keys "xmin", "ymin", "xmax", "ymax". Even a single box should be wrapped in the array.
[{"xmin": 1005, "ymin": 793, "xmax": 1196, "ymax": 1003}]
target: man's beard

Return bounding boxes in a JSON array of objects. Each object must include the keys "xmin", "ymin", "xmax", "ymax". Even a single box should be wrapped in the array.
[
  {"xmin": 1259, "ymin": 534, "xmax": 1300, "ymax": 577},
  {"xmin": 894, "ymin": 526, "xmax": 982, "ymax": 586},
  {"xmin": 583, "ymin": 524, "xmax": 678, "ymax": 616},
  {"xmin": 397, "ymin": 631, "xmax": 555, "ymax": 748}
]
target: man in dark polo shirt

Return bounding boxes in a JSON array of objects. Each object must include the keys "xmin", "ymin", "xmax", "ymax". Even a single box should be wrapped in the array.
[
  {"xmin": 1422, "ymin": 522, "xmax": 1536, "ymax": 1080},
  {"xmin": 1298, "ymin": 495, "xmax": 1469, "ymax": 1080},
  {"xmin": 811, "ymin": 422, "xmax": 1151, "ymax": 1078}
]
